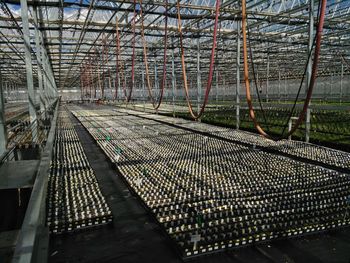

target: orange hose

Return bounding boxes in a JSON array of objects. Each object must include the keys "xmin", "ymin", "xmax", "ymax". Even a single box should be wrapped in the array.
[
  {"xmin": 176, "ymin": 0, "xmax": 221, "ymax": 120},
  {"xmin": 242, "ymin": 0, "xmax": 327, "ymax": 139}
]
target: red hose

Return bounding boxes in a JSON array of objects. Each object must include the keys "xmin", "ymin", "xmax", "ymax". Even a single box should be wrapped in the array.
[
  {"xmin": 242, "ymin": 0, "xmax": 327, "ymax": 139},
  {"xmin": 139, "ymin": 0, "xmax": 168, "ymax": 110},
  {"xmin": 176, "ymin": 0, "xmax": 221, "ymax": 120}
]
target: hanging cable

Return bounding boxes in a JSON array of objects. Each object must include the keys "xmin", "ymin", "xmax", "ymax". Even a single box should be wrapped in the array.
[
  {"xmin": 247, "ymin": 23, "xmax": 269, "ymax": 130},
  {"xmin": 176, "ymin": 0, "xmax": 221, "ymax": 120},
  {"xmin": 280, "ymin": 0, "xmax": 322, "ymax": 136},
  {"xmin": 241, "ymin": 0, "xmax": 327, "ymax": 139},
  {"xmin": 139, "ymin": 0, "xmax": 168, "ymax": 110}
]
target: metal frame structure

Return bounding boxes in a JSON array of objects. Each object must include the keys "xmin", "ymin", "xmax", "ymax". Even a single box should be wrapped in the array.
[
  {"xmin": 0, "ymin": 2, "xmax": 349, "ymax": 262},
  {"xmin": 0, "ymin": 0, "xmax": 349, "ymax": 144},
  {"xmin": 0, "ymin": 0, "xmax": 349, "ymax": 94},
  {"xmin": 0, "ymin": 0, "xmax": 348, "ymax": 144}
]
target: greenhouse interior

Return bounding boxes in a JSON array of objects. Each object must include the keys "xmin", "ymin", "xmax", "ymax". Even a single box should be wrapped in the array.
[{"xmin": 0, "ymin": 0, "xmax": 350, "ymax": 262}]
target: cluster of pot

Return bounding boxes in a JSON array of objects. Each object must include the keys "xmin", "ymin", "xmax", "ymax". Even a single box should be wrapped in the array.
[
  {"xmin": 71, "ymin": 107, "xmax": 350, "ymax": 257},
  {"xmin": 46, "ymin": 109, "xmax": 112, "ymax": 234}
]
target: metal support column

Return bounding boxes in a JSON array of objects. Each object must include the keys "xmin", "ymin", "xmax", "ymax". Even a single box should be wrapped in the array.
[
  {"xmin": 0, "ymin": 65, "xmax": 7, "ymax": 156},
  {"xmin": 340, "ymin": 61, "xmax": 343, "ymax": 103},
  {"xmin": 42, "ymin": 47, "xmax": 57, "ymax": 104},
  {"xmin": 305, "ymin": 0, "xmax": 314, "ymax": 143},
  {"xmin": 17, "ymin": 84, "xmax": 19, "ymax": 101},
  {"xmin": 46, "ymin": 54, "xmax": 57, "ymax": 100},
  {"xmin": 3, "ymin": 81, "xmax": 7, "ymax": 100},
  {"xmin": 13, "ymin": 83, "xmax": 15, "ymax": 101},
  {"xmin": 266, "ymin": 50, "xmax": 269, "ymax": 102},
  {"xmin": 124, "ymin": 74, "xmax": 127, "ymax": 105},
  {"xmin": 14, "ymin": 84, "xmax": 16, "ymax": 101},
  {"xmin": 197, "ymin": 24, "xmax": 201, "ymax": 118},
  {"xmin": 154, "ymin": 59, "xmax": 158, "ymax": 114},
  {"xmin": 330, "ymin": 71, "xmax": 333, "ymax": 100},
  {"xmin": 39, "ymin": 34, "xmax": 52, "ymax": 105},
  {"xmin": 215, "ymin": 65, "xmax": 219, "ymax": 109},
  {"xmin": 118, "ymin": 71, "xmax": 121, "ymax": 102},
  {"xmin": 236, "ymin": 20, "xmax": 240, "ymax": 130},
  {"xmin": 43, "ymin": 54, "xmax": 50, "ymax": 103},
  {"xmin": 43, "ymin": 56, "xmax": 50, "ymax": 104},
  {"xmin": 256, "ymin": 71, "xmax": 259, "ymax": 96},
  {"xmin": 223, "ymin": 77, "xmax": 226, "ymax": 101},
  {"xmin": 6, "ymin": 82, "xmax": 8, "ymax": 101},
  {"xmin": 20, "ymin": 0, "xmax": 38, "ymax": 139},
  {"xmin": 8, "ymin": 83, "xmax": 10, "ymax": 101},
  {"xmin": 284, "ymin": 73, "xmax": 287, "ymax": 101},
  {"xmin": 278, "ymin": 70, "xmax": 281, "ymax": 103},
  {"xmin": 172, "ymin": 41, "xmax": 176, "ymax": 118},
  {"xmin": 33, "ymin": 6, "xmax": 46, "ymax": 113},
  {"xmin": 142, "ymin": 69, "xmax": 145, "ymax": 112}
]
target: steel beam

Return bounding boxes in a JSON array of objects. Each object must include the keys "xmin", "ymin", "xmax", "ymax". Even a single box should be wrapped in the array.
[
  {"xmin": 142, "ymin": 68, "xmax": 145, "ymax": 112},
  {"xmin": 197, "ymin": 23, "xmax": 201, "ymax": 118},
  {"xmin": 266, "ymin": 49, "xmax": 269, "ymax": 102},
  {"xmin": 340, "ymin": 60, "xmax": 343, "ymax": 103},
  {"xmin": 20, "ymin": 0, "xmax": 38, "ymax": 140},
  {"xmin": 0, "ymin": 64, "xmax": 7, "ymax": 156},
  {"xmin": 278, "ymin": 70, "xmax": 281, "ymax": 103},
  {"xmin": 172, "ymin": 40, "xmax": 176, "ymax": 118},
  {"xmin": 215, "ymin": 62, "xmax": 218, "ymax": 108},
  {"xmin": 33, "ymin": 6, "xmax": 46, "ymax": 113},
  {"xmin": 154, "ymin": 58, "xmax": 158, "ymax": 114},
  {"xmin": 305, "ymin": 0, "xmax": 314, "ymax": 143},
  {"xmin": 236, "ymin": 20, "xmax": 240, "ymax": 130}
]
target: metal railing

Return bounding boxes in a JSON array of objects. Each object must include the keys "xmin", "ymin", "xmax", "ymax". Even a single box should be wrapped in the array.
[
  {"xmin": 0, "ymin": 144, "xmax": 18, "ymax": 164},
  {"xmin": 11, "ymin": 99, "xmax": 59, "ymax": 263},
  {"xmin": 0, "ymin": 101, "xmax": 58, "ymax": 167}
]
